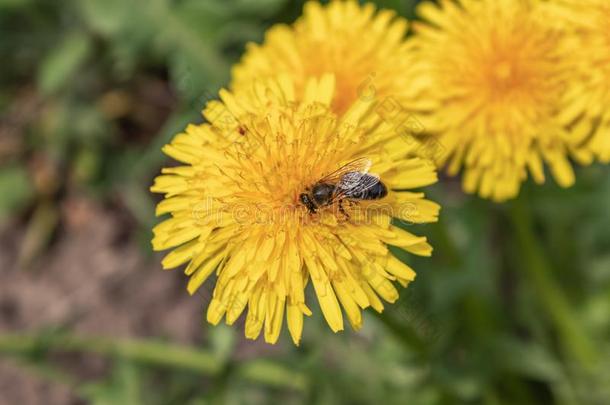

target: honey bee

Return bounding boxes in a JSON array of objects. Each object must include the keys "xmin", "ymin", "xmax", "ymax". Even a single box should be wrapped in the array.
[{"xmin": 299, "ymin": 157, "xmax": 387, "ymax": 217}]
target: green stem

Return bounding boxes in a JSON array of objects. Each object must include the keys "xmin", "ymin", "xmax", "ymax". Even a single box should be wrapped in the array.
[
  {"xmin": 509, "ymin": 197, "xmax": 597, "ymax": 370},
  {"xmin": 0, "ymin": 333, "xmax": 221, "ymax": 374},
  {"xmin": 0, "ymin": 332, "xmax": 306, "ymax": 391},
  {"xmin": 237, "ymin": 359, "xmax": 308, "ymax": 390}
]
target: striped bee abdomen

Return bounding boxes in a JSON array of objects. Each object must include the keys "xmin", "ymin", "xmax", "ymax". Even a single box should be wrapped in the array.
[{"xmin": 343, "ymin": 174, "xmax": 387, "ymax": 200}]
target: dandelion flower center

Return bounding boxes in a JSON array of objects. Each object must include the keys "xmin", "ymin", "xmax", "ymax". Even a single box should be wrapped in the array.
[{"xmin": 411, "ymin": 0, "xmax": 582, "ymax": 201}]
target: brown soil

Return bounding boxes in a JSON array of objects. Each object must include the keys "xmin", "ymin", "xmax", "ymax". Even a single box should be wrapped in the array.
[{"xmin": 0, "ymin": 196, "xmax": 203, "ymax": 404}]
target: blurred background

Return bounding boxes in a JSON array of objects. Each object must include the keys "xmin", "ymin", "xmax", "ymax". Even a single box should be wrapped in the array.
[{"xmin": 1, "ymin": 0, "xmax": 609, "ymax": 404}]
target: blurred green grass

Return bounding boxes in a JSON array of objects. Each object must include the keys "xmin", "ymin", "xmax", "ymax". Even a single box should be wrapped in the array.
[{"xmin": 1, "ymin": 0, "xmax": 610, "ymax": 404}]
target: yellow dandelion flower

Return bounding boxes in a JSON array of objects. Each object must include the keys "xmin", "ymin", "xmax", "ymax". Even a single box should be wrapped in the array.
[
  {"xmin": 150, "ymin": 75, "xmax": 439, "ymax": 345},
  {"xmin": 231, "ymin": 0, "xmax": 418, "ymax": 115},
  {"xmin": 410, "ymin": 0, "xmax": 588, "ymax": 201},
  {"xmin": 552, "ymin": 0, "xmax": 610, "ymax": 163}
]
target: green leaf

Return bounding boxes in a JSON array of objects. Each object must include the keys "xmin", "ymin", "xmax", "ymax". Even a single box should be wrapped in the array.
[
  {"xmin": 0, "ymin": 165, "xmax": 34, "ymax": 219},
  {"xmin": 77, "ymin": 0, "xmax": 130, "ymax": 37},
  {"xmin": 0, "ymin": 0, "xmax": 32, "ymax": 9},
  {"xmin": 38, "ymin": 32, "xmax": 92, "ymax": 96},
  {"xmin": 231, "ymin": 0, "xmax": 288, "ymax": 16},
  {"xmin": 495, "ymin": 338, "xmax": 563, "ymax": 382},
  {"xmin": 209, "ymin": 324, "xmax": 236, "ymax": 363},
  {"xmin": 81, "ymin": 361, "xmax": 142, "ymax": 405}
]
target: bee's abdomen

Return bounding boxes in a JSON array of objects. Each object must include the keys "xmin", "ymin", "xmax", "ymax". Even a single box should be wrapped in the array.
[{"xmin": 346, "ymin": 180, "xmax": 388, "ymax": 200}]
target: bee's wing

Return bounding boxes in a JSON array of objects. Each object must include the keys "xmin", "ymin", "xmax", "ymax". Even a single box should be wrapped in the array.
[
  {"xmin": 317, "ymin": 157, "xmax": 372, "ymax": 184},
  {"xmin": 330, "ymin": 172, "xmax": 381, "ymax": 202}
]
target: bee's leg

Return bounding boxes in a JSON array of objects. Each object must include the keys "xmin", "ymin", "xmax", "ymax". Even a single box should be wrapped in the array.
[
  {"xmin": 345, "ymin": 199, "xmax": 358, "ymax": 220},
  {"xmin": 338, "ymin": 199, "xmax": 350, "ymax": 220}
]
